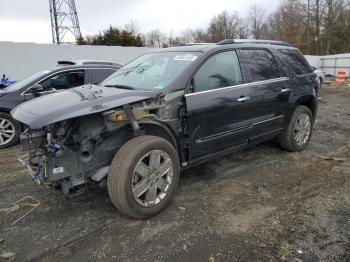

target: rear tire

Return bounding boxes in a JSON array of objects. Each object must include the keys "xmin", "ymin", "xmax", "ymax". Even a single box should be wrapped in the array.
[
  {"xmin": 279, "ymin": 106, "xmax": 313, "ymax": 152},
  {"xmin": 107, "ymin": 135, "xmax": 180, "ymax": 219},
  {"xmin": 0, "ymin": 113, "xmax": 21, "ymax": 149}
]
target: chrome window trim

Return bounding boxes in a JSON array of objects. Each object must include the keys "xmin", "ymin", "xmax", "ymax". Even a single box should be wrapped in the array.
[
  {"xmin": 185, "ymin": 77, "xmax": 289, "ymax": 97},
  {"xmin": 20, "ymin": 67, "xmax": 116, "ymax": 96}
]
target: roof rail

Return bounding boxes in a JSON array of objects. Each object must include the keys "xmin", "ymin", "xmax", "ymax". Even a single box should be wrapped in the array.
[
  {"xmin": 174, "ymin": 42, "xmax": 215, "ymax": 46},
  {"xmin": 57, "ymin": 60, "xmax": 122, "ymax": 67},
  {"xmin": 217, "ymin": 39, "xmax": 291, "ymax": 47}
]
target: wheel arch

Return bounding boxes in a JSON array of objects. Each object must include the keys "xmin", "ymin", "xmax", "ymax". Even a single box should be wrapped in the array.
[
  {"xmin": 0, "ymin": 109, "xmax": 24, "ymax": 131},
  {"xmin": 139, "ymin": 121, "xmax": 179, "ymax": 154},
  {"xmin": 0, "ymin": 108, "xmax": 11, "ymax": 114},
  {"xmin": 295, "ymin": 95, "xmax": 317, "ymax": 117}
]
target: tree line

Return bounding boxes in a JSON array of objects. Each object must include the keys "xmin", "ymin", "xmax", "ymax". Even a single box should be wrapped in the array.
[{"xmin": 77, "ymin": 0, "xmax": 350, "ymax": 55}]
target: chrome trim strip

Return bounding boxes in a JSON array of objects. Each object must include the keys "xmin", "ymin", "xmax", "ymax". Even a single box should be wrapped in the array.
[
  {"xmin": 196, "ymin": 115, "xmax": 284, "ymax": 144},
  {"xmin": 185, "ymin": 77, "xmax": 289, "ymax": 97},
  {"xmin": 196, "ymin": 125, "xmax": 252, "ymax": 144},
  {"xmin": 249, "ymin": 128, "xmax": 284, "ymax": 141},
  {"xmin": 252, "ymin": 115, "xmax": 284, "ymax": 126},
  {"xmin": 20, "ymin": 67, "xmax": 117, "ymax": 96}
]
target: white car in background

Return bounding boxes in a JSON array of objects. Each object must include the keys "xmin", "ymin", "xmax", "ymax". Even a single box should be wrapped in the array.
[{"xmin": 311, "ymin": 66, "xmax": 326, "ymax": 87}]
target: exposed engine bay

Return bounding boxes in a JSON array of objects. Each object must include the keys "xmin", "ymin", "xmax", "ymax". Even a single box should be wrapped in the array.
[{"xmin": 18, "ymin": 93, "xmax": 183, "ymax": 195}]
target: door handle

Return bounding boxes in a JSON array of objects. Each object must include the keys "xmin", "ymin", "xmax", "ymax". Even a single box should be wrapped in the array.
[
  {"xmin": 237, "ymin": 96, "xmax": 251, "ymax": 102},
  {"xmin": 280, "ymin": 88, "xmax": 291, "ymax": 93}
]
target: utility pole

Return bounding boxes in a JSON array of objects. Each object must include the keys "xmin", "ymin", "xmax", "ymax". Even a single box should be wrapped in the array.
[{"xmin": 49, "ymin": 0, "xmax": 82, "ymax": 44}]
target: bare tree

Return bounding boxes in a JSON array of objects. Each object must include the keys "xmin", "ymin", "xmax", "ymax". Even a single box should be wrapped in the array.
[
  {"xmin": 248, "ymin": 4, "xmax": 266, "ymax": 39},
  {"xmin": 208, "ymin": 11, "xmax": 240, "ymax": 42},
  {"xmin": 83, "ymin": 1, "xmax": 350, "ymax": 54},
  {"xmin": 190, "ymin": 29, "xmax": 210, "ymax": 42},
  {"xmin": 124, "ymin": 19, "xmax": 140, "ymax": 36},
  {"xmin": 237, "ymin": 18, "xmax": 250, "ymax": 39},
  {"xmin": 265, "ymin": 0, "xmax": 306, "ymax": 49},
  {"xmin": 146, "ymin": 29, "xmax": 167, "ymax": 48},
  {"xmin": 181, "ymin": 29, "xmax": 195, "ymax": 43}
]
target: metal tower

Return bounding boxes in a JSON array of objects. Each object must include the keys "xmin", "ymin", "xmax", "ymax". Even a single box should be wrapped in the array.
[{"xmin": 49, "ymin": 0, "xmax": 82, "ymax": 44}]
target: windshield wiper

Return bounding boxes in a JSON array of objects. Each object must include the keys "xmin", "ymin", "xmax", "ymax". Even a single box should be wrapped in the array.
[{"xmin": 104, "ymin": 84, "xmax": 135, "ymax": 90}]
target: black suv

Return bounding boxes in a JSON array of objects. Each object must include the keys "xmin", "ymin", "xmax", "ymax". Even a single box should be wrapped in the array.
[
  {"xmin": 12, "ymin": 40, "xmax": 318, "ymax": 219},
  {"xmin": 0, "ymin": 61, "xmax": 121, "ymax": 148}
]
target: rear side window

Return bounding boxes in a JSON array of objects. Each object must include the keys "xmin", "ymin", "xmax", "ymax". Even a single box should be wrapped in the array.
[
  {"xmin": 238, "ymin": 49, "xmax": 281, "ymax": 83},
  {"xmin": 90, "ymin": 69, "xmax": 116, "ymax": 84},
  {"xmin": 194, "ymin": 51, "xmax": 242, "ymax": 92},
  {"xmin": 279, "ymin": 49, "xmax": 311, "ymax": 75}
]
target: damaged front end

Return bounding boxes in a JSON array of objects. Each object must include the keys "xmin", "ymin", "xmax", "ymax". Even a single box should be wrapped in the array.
[
  {"xmin": 13, "ymin": 86, "xmax": 181, "ymax": 195},
  {"xmin": 18, "ymin": 116, "xmax": 119, "ymax": 194},
  {"xmin": 11, "ymin": 84, "xmax": 166, "ymax": 195}
]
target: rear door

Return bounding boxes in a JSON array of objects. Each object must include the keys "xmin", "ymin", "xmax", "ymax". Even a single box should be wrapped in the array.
[
  {"xmin": 185, "ymin": 50, "xmax": 256, "ymax": 160},
  {"xmin": 237, "ymin": 49, "xmax": 290, "ymax": 143}
]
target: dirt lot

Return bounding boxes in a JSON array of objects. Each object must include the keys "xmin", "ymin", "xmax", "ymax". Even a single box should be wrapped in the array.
[{"xmin": 1, "ymin": 83, "xmax": 350, "ymax": 262}]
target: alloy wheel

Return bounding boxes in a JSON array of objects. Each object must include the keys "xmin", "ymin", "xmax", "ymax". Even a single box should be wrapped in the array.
[
  {"xmin": 294, "ymin": 113, "xmax": 311, "ymax": 146},
  {"xmin": 132, "ymin": 150, "xmax": 174, "ymax": 207},
  {"xmin": 0, "ymin": 118, "xmax": 15, "ymax": 146}
]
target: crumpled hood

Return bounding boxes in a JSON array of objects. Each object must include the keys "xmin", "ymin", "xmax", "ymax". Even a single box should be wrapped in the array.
[{"xmin": 11, "ymin": 84, "xmax": 157, "ymax": 129}]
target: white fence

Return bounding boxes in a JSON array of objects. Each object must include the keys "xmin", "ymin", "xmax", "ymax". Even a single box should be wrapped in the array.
[
  {"xmin": 305, "ymin": 53, "xmax": 350, "ymax": 77},
  {"xmin": 0, "ymin": 42, "xmax": 155, "ymax": 81}
]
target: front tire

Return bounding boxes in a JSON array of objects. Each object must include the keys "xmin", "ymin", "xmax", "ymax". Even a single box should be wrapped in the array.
[
  {"xmin": 107, "ymin": 135, "xmax": 180, "ymax": 219},
  {"xmin": 279, "ymin": 105, "xmax": 313, "ymax": 152},
  {"xmin": 0, "ymin": 113, "xmax": 21, "ymax": 149}
]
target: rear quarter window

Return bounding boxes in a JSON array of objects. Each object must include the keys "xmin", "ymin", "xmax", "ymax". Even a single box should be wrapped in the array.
[{"xmin": 279, "ymin": 49, "xmax": 312, "ymax": 75}]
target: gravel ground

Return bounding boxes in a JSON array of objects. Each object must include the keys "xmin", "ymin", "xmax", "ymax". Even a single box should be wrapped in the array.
[{"xmin": 0, "ymin": 83, "xmax": 349, "ymax": 262}]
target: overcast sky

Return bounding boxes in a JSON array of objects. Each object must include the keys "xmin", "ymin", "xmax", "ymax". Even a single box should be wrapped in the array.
[{"xmin": 0, "ymin": 0, "xmax": 281, "ymax": 43}]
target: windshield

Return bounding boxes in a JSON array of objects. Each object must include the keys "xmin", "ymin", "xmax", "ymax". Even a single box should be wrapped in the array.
[
  {"xmin": 101, "ymin": 52, "xmax": 200, "ymax": 91},
  {"xmin": 5, "ymin": 70, "xmax": 51, "ymax": 92}
]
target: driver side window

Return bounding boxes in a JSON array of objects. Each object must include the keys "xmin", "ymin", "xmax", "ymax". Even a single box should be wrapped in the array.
[
  {"xmin": 194, "ymin": 51, "xmax": 242, "ymax": 93},
  {"xmin": 39, "ymin": 70, "xmax": 85, "ymax": 91}
]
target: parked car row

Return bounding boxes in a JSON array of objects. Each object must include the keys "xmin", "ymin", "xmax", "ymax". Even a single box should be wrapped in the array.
[
  {"xmin": 7, "ymin": 40, "xmax": 319, "ymax": 218},
  {"xmin": 0, "ymin": 61, "xmax": 122, "ymax": 148}
]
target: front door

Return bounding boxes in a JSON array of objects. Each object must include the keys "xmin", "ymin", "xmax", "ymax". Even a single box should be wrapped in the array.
[
  {"xmin": 23, "ymin": 70, "xmax": 85, "ymax": 101},
  {"xmin": 185, "ymin": 50, "xmax": 255, "ymax": 160}
]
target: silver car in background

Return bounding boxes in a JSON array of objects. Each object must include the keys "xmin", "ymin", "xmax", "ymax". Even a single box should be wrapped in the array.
[{"xmin": 312, "ymin": 66, "xmax": 326, "ymax": 87}]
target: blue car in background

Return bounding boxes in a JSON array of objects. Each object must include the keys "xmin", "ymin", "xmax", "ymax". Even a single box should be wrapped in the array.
[{"xmin": 0, "ymin": 75, "xmax": 16, "ymax": 89}]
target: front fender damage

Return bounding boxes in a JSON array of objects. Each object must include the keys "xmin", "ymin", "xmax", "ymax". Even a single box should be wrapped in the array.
[{"xmin": 17, "ymin": 92, "xmax": 180, "ymax": 195}]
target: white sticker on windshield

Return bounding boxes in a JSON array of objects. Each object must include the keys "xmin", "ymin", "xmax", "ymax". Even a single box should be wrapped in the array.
[{"xmin": 174, "ymin": 54, "xmax": 198, "ymax": 62}]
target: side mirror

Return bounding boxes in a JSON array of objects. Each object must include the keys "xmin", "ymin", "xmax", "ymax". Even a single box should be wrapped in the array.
[
  {"xmin": 311, "ymin": 66, "xmax": 316, "ymax": 71},
  {"xmin": 30, "ymin": 84, "xmax": 45, "ymax": 96}
]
